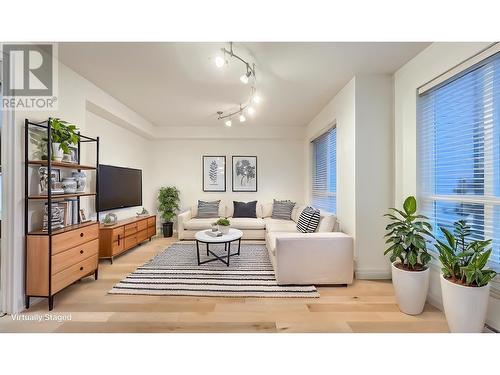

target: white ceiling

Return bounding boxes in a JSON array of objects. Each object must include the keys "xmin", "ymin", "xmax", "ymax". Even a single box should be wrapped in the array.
[{"xmin": 59, "ymin": 42, "xmax": 429, "ymax": 128}]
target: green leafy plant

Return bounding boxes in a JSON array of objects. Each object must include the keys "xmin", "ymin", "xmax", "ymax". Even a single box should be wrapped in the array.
[
  {"xmin": 157, "ymin": 186, "xmax": 180, "ymax": 223},
  {"xmin": 436, "ymin": 220, "xmax": 497, "ymax": 287},
  {"xmin": 50, "ymin": 118, "xmax": 79, "ymax": 154},
  {"xmin": 384, "ymin": 196, "xmax": 433, "ymax": 271},
  {"xmin": 216, "ymin": 218, "xmax": 230, "ymax": 226}
]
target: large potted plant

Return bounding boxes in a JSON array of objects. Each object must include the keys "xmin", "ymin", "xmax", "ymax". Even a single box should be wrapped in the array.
[
  {"xmin": 157, "ymin": 186, "xmax": 180, "ymax": 237},
  {"xmin": 384, "ymin": 196, "xmax": 433, "ymax": 315},
  {"xmin": 436, "ymin": 220, "xmax": 497, "ymax": 332},
  {"xmin": 50, "ymin": 118, "xmax": 79, "ymax": 162}
]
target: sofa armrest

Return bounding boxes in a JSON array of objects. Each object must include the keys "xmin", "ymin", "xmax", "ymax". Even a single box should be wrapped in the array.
[
  {"xmin": 274, "ymin": 232, "xmax": 354, "ymax": 285},
  {"xmin": 177, "ymin": 210, "xmax": 192, "ymax": 233}
]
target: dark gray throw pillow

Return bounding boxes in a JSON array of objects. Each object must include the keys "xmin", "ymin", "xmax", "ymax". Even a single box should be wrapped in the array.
[
  {"xmin": 233, "ymin": 201, "xmax": 257, "ymax": 218},
  {"xmin": 196, "ymin": 200, "xmax": 220, "ymax": 218},
  {"xmin": 271, "ymin": 199, "xmax": 296, "ymax": 220},
  {"xmin": 296, "ymin": 206, "xmax": 321, "ymax": 233}
]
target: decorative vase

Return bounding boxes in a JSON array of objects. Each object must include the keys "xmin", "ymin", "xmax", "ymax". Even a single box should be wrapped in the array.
[
  {"xmin": 52, "ymin": 143, "xmax": 64, "ymax": 162},
  {"xmin": 391, "ymin": 262, "xmax": 430, "ymax": 315},
  {"xmin": 218, "ymin": 225, "xmax": 230, "ymax": 235},
  {"xmin": 72, "ymin": 171, "xmax": 87, "ymax": 192},
  {"xmin": 440, "ymin": 275, "xmax": 490, "ymax": 332},
  {"xmin": 61, "ymin": 177, "xmax": 77, "ymax": 194}
]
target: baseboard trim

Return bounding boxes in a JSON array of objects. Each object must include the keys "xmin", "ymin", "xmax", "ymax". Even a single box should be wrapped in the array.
[{"xmin": 355, "ymin": 269, "xmax": 391, "ymax": 280}]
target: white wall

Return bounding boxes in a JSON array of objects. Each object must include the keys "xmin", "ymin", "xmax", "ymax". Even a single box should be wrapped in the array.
[
  {"xmin": 305, "ymin": 78, "xmax": 356, "ymax": 239},
  {"xmin": 4, "ymin": 60, "xmax": 157, "ymax": 313},
  {"xmin": 355, "ymin": 75, "xmax": 394, "ymax": 278},
  {"xmin": 394, "ymin": 42, "xmax": 499, "ymax": 330},
  {"xmin": 150, "ymin": 138, "xmax": 305, "ymax": 216},
  {"xmin": 304, "ymin": 75, "xmax": 394, "ymax": 279}
]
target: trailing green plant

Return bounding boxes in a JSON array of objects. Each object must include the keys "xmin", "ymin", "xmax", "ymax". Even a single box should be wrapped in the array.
[
  {"xmin": 384, "ymin": 196, "xmax": 433, "ymax": 271},
  {"xmin": 216, "ymin": 218, "xmax": 230, "ymax": 226},
  {"xmin": 436, "ymin": 220, "xmax": 497, "ymax": 287},
  {"xmin": 157, "ymin": 186, "xmax": 180, "ymax": 223},
  {"xmin": 50, "ymin": 118, "xmax": 79, "ymax": 154}
]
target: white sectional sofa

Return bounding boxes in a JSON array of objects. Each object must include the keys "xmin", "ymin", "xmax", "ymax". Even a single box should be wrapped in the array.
[{"xmin": 177, "ymin": 202, "xmax": 354, "ymax": 285}]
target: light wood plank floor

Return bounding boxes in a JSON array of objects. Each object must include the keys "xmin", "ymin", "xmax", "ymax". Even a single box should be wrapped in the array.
[{"xmin": 0, "ymin": 236, "xmax": 449, "ymax": 333}]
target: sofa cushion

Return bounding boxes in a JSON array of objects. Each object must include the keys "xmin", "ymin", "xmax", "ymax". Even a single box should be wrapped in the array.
[
  {"xmin": 271, "ymin": 199, "xmax": 296, "ymax": 220},
  {"xmin": 317, "ymin": 213, "xmax": 337, "ymax": 232},
  {"xmin": 296, "ymin": 206, "xmax": 321, "ymax": 233},
  {"xmin": 226, "ymin": 202, "xmax": 263, "ymax": 218},
  {"xmin": 229, "ymin": 217, "xmax": 265, "ymax": 230},
  {"xmin": 191, "ymin": 202, "xmax": 225, "ymax": 218},
  {"xmin": 264, "ymin": 218, "xmax": 299, "ymax": 233},
  {"xmin": 291, "ymin": 204, "xmax": 306, "ymax": 222},
  {"xmin": 261, "ymin": 202, "xmax": 273, "ymax": 218},
  {"xmin": 196, "ymin": 200, "xmax": 221, "ymax": 218},
  {"xmin": 233, "ymin": 201, "xmax": 257, "ymax": 218},
  {"xmin": 184, "ymin": 218, "xmax": 219, "ymax": 230}
]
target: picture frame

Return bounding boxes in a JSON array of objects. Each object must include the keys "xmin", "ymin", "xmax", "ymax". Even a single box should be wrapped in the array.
[
  {"xmin": 202, "ymin": 155, "xmax": 226, "ymax": 192},
  {"xmin": 232, "ymin": 156, "xmax": 257, "ymax": 192},
  {"xmin": 79, "ymin": 208, "xmax": 91, "ymax": 223},
  {"xmin": 38, "ymin": 167, "xmax": 61, "ymax": 194}
]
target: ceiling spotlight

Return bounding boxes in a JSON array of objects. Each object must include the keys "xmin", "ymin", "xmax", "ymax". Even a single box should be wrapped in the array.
[
  {"xmin": 215, "ymin": 55, "xmax": 225, "ymax": 68},
  {"xmin": 252, "ymin": 95, "xmax": 261, "ymax": 104},
  {"xmin": 225, "ymin": 119, "xmax": 232, "ymax": 127},
  {"xmin": 239, "ymin": 114, "xmax": 246, "ymax": 122},
  {"xmin": 240, "ymin": 74, "xmax": 249, "ymax": 84},
  {"xmin": 247, "ymin": 106, "xmax": 255, "ymax": 116}
]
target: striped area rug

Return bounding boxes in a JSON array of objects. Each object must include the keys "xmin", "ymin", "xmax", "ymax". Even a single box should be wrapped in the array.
[{"xmin": 109, "ymin": 242, "xmax": 319, "ymax": 298}]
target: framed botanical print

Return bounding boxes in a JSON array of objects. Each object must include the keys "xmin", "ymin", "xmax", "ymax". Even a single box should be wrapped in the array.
[
  {"xmin": 232, "ymin": 156, "xmax": 257, "ymax": 192},
  {"xmin": 202, "ymin": 156, "xmax": 226, "ymax": 192}
]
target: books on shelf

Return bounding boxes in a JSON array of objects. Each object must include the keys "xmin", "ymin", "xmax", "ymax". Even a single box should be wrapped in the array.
[{"xmin": 42, "ymin": 198, "xmax": 80, "ymax": 231}]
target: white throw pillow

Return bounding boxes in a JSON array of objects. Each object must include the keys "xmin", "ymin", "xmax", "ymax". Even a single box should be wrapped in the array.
[{"xmin": 316, "ymin": 214, "xmax": 337, "ymax": 232}]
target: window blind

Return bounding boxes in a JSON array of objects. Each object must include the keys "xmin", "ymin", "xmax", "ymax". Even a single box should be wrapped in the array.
[
  {"xmin": 417, "ymin": 52, "xmax": 500, "ymax": 273},
  {"xmin": 312, "ymin": 127, "xmax": 336, "ymax": 213}
]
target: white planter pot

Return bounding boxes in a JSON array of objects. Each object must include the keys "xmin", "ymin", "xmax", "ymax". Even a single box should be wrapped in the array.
[
  {"xmin": 440, "ymin": 275, "xmax": 490, "ymax": 333},
  {"xmin": 391, "ymin": 262, "xmax": 430, "ymax": 315},
  {"xmin": 218, "ymin": 225, "xmax": 229, "ymax": 235},
  {"xmin": 52, "ymin": 143, "xmax": 64, "ymax": 162}
]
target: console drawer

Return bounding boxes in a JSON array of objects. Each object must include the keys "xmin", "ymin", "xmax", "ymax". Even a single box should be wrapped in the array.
[
  {"xmin": 51, "ymin": 254, "xmax": 98, "ymax": 294},
  {"xmin": 52, "ymin": 223, "xmax": 99, "ymax": 254},
  {"xmin": 111, "ymin": 227, "xmax": 124, "ymax": 242},
  {"xmin": 124, "ymin": 223, "xmax": 137, "ymax": 237},
  {"xmin": 147, "ymin": 226, "xmax": 156, "ymax": 238},
  {"xmin": 137, "ymin": 229, "xmax": 148, "ymax": 243},
  {"xmin": 52, "ymin": 238, "xmax": 98, "ymax": 274},
  {"xmin": 147, "ymin": 217, "xmax": 156, "ymax": 227},
  {"xmin": 137, "ymin": 219, "xmax": 148, "ymax": 232}
]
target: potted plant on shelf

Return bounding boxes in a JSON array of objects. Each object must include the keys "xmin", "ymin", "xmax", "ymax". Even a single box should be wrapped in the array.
[
  {"xmin": 216, "ymin": 218, "xmax": 230, "ymax": 234},
  {"xmin": 384, "ymin": 196, "xmax": 433, "ymax": 315},
  {"xmin": 157, "ymin": 186, "xmax": 180, "ymax": 238},
  {"xmin": 436, "ymin": 220, "xmax": 497, "ymax": 332},
  {"xmin": 50, "ymin": 118, "xmax": 79, "ymax": 162}
]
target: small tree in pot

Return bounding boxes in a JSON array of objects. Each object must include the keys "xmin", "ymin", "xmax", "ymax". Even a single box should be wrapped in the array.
[
  {"xmin": 157, "ymin": 186, "xmax": 180, "ymax": 237},
  {"xmin": 436, "ymin": 220, "xmax": 497, "ymax": 332},
  {"xmin": 384, "ymin": 196, "xmax": 433, "ymax": 315}
]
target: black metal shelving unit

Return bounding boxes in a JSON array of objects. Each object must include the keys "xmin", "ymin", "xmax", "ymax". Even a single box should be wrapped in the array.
[{"xmin": 24, "ymin": 118, "xmax": 100, "ymax": 310}]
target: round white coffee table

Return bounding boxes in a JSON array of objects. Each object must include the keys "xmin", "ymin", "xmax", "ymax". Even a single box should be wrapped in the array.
[{"xmin": 194, "ymin": 228, "xmax": 243, "ymax": 267}]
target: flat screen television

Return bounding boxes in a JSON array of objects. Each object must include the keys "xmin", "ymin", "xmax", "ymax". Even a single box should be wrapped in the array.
[{"xmin": 98, "ymin": 164, "xmax": 142, "ymax": 211}]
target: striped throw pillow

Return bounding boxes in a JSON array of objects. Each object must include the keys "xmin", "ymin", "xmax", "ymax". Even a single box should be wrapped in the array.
[
  {"xmin": 296, "ymin": 206, "xmax": 321, "ymax": 233},
  {"xmin": 196, "ymin": 200, "xmax": 220, "ymax": 218},
  {"xmin": 271, "ymin": 199, "xmax": 296, "ymax": 220}
]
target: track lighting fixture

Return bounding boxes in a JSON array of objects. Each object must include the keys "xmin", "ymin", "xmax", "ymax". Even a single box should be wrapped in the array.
[{"xmin": 215, "ymin": 42, "xmax": 261, "ymax": 126}]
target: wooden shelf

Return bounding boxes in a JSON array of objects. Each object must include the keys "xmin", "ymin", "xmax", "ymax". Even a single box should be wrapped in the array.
[
  {"xmin": 28, "ymin": 160, "xmax": 96, "ymax": 170},
  {"xmin": 28, "ymin": 192, "xmax": 96, "ymax": 200},
  {"xmin": 28, "ymin": 220, "xmax": 97, "ymax": 235}
]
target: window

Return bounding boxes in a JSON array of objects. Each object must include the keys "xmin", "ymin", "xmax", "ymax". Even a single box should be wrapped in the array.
[
  {"xmin": 312, "ymin": 127, "xmax": 336, "ymax": 213},
  {"xmin": 418, "ymin": 52, "xmax": 500, "ymax": 271}
]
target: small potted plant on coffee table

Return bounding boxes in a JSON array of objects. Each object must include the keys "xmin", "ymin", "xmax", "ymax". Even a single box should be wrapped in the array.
[
  {"xmin": 436, "ymin": 220, "xmax": 497, "ymax": 332},
  {"xmin": 157, "ymin": 186, "xmax": 180, "ymax": 237},
  {"xmin": 216, "ymin": 218, "xmax": 230, "ymax": 235},
  {"xmin": 384, "ymin": 196, "xmax": 433, "ymax": 315}
]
